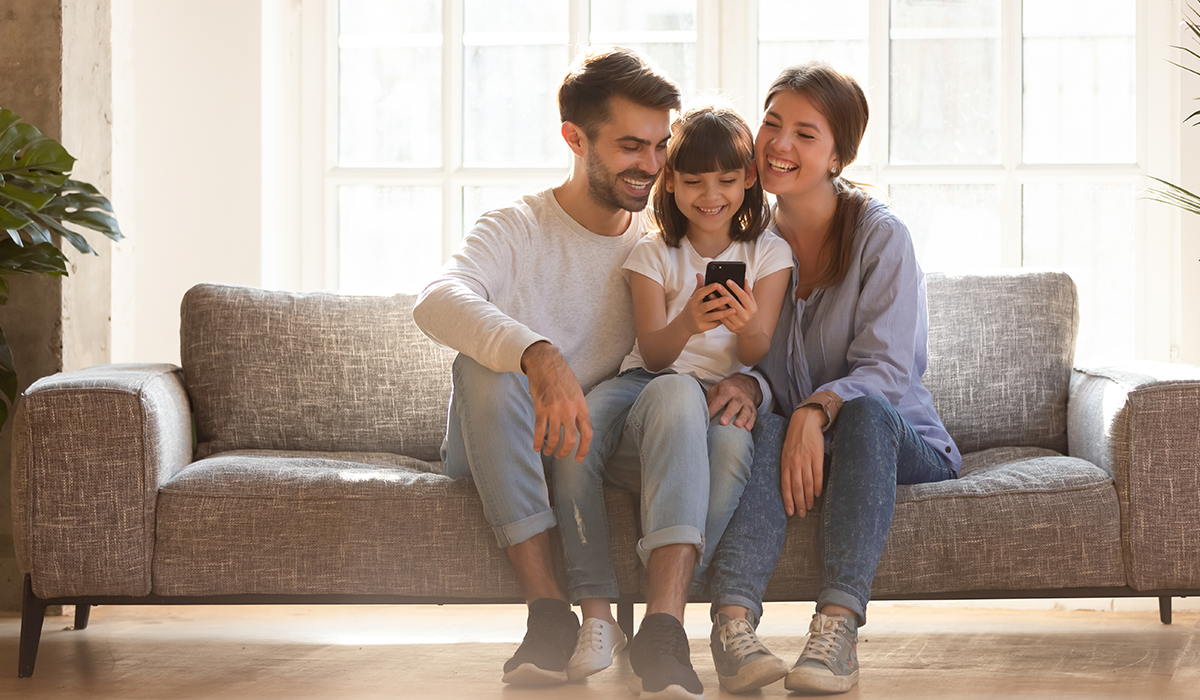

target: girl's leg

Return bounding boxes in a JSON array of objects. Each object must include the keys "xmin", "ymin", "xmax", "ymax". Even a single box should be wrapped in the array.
[
  {"xmin": 817, "ymin": 395, "xmax": 955, "ymax": 625},
  {"xmin": 690, "ymin": 415, "xmax": 755, "ymax": 594}
]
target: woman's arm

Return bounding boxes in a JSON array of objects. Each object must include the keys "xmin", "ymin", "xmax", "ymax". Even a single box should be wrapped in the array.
[{"xmin": 629, "ymin": 271, "xmax": 732, "ymax": 372}]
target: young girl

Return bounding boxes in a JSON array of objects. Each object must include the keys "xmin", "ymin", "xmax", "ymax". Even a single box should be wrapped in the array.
[{"xmin": 551, "ymin": 103, "xmax": 793, "ymax": 683}]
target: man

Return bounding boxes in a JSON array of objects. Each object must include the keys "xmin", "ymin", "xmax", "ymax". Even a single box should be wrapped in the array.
[{"xmin": 414, "ymin": 46, "xmax": 762, "ymax": 700}]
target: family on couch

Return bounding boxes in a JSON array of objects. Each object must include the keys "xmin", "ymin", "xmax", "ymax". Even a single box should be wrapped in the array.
[{"xmin": 413, "ymin": 45, "xmax": 960, "ymax": 699}]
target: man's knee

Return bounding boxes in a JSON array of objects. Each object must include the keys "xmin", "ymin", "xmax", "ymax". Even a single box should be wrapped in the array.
[{"xmin": 451, "ymin": 353, "xmax": 530, "ymax": 408}]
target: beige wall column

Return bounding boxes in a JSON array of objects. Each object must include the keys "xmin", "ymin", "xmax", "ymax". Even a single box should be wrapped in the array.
[{"xmin": 0, "ymin": 0, "xmax": 115, "ymax": 611}]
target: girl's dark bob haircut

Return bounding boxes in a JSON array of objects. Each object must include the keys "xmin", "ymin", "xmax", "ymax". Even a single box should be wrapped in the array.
[{"xmin": 651, "ymin": 104, "xmax": 769, "ymax": 247}]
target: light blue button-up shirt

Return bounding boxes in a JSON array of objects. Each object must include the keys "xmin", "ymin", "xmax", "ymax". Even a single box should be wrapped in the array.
[{"xmin": 759, "ymin": 199, "xmax": 962, "ymax": 472}]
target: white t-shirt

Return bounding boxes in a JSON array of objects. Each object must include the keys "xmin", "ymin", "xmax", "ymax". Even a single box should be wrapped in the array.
[
  {"xmin": 619, "ymin": 231, "xmax": 794, "ymax": 389},
  {"xmin": 414, "ymin": 189, "xmax": 645, "ymax": 394}
]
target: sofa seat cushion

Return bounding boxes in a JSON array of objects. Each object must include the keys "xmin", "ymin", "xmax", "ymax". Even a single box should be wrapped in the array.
[
  {"xmin": 153, "ymin": 452, "xmax": 641, "ymax": 598},
  {"xmin": 764, "ymin": 447, "xmax": 1125, "ymax": 601}
]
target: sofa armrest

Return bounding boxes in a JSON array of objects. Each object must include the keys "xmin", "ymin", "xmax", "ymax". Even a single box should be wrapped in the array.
[
  {"xmin": 1069, "ymin": 361, "xmax": 1200, "ymax": 591},
  {"xmin": 11, "ymin": 364, "xmax": 193, "ymax": 598}
]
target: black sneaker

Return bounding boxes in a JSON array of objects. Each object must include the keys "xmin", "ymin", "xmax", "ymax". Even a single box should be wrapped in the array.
[
  {"xmin": 627, "ymin": 613, "xmax": 705, "ymax": 699},
  {"xmin": 501, "ymin": 598, "xmax": 580, "ymax": 685}
]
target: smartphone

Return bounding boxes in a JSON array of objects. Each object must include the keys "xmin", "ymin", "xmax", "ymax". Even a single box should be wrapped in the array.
[{"xmin": 704, "ymin": 260, "xmax": 747, "ymax": 303}]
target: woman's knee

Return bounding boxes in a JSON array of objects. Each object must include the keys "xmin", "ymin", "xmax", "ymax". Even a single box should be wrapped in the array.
[{"xmin": 836, "ymin": 395, "xmax": 900, "ymax": 435}]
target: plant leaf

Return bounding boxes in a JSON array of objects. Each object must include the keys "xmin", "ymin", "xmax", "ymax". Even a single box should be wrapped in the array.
[
  {"xmin": 20, "ymin": 218, "xmax": 52, "ymax": 245},
  {"xmin": 1144, "ymin": 177, "xmax": 1200, "ymax": 217},
  {"xmin": 0, "ymin": 109, "xmax": 20, "ymax": 135},
  {"xmin": 0, "ymin": 239, "xmax": 70, "ymax": 275},
  {"xmin": 0, "ymin": 275, "xmax": 8, "ymax": 304},
  {"xmin": 0, "ymin": 206, "xmax": 30, "ymax": 230},
  {"xmin": 0, "ymin": 117, "xmax": 75, "ymax": 187},
  {"xmin": 0, "ymin": 179, "xmax": 56, "ymax": 211},
  {"xmin": 26, "ymin": 213, "xmax": 96, "ymax": 255}
]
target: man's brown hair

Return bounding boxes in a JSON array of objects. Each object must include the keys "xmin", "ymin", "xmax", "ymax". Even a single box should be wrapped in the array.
[
  {"xmin": 558, "ymin": 46, "xmax": 681, "ymax": 139},
  {"xmin": 651, "ymin": 104, "xmax": 769, "ymax": 247}
]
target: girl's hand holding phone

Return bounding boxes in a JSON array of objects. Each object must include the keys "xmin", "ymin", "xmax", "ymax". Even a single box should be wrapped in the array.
[
  {"xmin": 717, "ymin": 279, "xmax": 761, "ymax": 337},
  {"xmin": 678, "ymin": 273, "xmax": 736, "ymax": 336}
]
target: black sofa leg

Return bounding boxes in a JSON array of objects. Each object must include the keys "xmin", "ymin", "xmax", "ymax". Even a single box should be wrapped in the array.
[
  {"xmin": 1159, "ymin": 596, "xmax": 1172, "ymax": 625},
  {"xmin": 617, "ymin": 601, "xmax": 635, "ymax": 641},
  {"xmin": 74, "ymin": 604, "xmax": 91, "ymax": 630},
  {"xmin": 19, "ymin": 575, "xmax": 47, "ymax": 678}
]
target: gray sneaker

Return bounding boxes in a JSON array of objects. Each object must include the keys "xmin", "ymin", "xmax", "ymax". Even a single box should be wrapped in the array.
[
  {"xmin": 784, "ymin": 612, "xmax": 859, "ymax": 694},
  {"xmin": 709, "ymin": 613, "xmax": 788, "ymax": 693}
]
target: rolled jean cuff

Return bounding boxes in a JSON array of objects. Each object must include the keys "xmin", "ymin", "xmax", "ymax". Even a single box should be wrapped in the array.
[
  {"xmin": 817, "ymin": 586, "xmax": 867, "ymax": 626},
  {"xmin": 636, "ymin": 525, "xmax": 703, "ymax": 567},
  {"xmin": 494, "ymin": 508, "xmax": 557, "ymax": 549},
  {"xmin": 710, "ymin": 591, "xmax": 763, "ymax": 627},
  {"xmin": 568, "ymin": 583, "xmax": 621, "ymax": 604}
]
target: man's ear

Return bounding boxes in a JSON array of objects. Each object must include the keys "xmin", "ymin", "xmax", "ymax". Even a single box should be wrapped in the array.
[
  {"xmin": 561, "ymin": 121, "xmax": 587, "ymax": 157},
  {"xmin": 744, "ymin": 161, "xmax": 758, "ymax": 189}
]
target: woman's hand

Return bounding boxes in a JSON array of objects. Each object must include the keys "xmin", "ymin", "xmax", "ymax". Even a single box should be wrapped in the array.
[{"xmin": 780, "ymin": 405, "xmax": 827, "ymax": 517}]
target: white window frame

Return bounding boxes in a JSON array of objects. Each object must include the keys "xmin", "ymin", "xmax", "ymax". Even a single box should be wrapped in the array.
[{"xmin": 291, "ymin": 0, "xmax": 1182, "ymax": 361}]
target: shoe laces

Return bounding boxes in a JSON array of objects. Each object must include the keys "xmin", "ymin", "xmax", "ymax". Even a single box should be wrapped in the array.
[
  {"xmin": 575, "ymin": 619, "xmax": 609, "ymax": 653},
  {"xmin": 718, "ymin": 617, "xmax": 770, "ymax": 660},
  {"xmin": 802, "ymin": 614, "xmax": 849, "ymax": 663},
  {"xmin": 636, "ymin": 616, "xmax": 692, "ymax": 667}
]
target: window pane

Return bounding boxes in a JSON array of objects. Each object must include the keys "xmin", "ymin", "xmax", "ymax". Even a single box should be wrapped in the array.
[
  {"xmin": 338, "ymin": 186, "xmax": 443, "ymax": 295},
  {"xmin": 590, "ymin": 0, "xmax": 696, "ymax": 100},
  {"xmin": 339, "ymin": 0, "xmax": 442, "ymax": 168},
  {"xmin": 890, "ymin": 0, "xmax": 1001, "ymax": 164},
  {"xmin": 758, "ymin": 0, "xmax": 869, "ymax": 164},
  {"xmin": 889, "ymin": 185, "xmax": 1002, "ymax": 273},
  {"xmin": 463, "ymin": 44, "xmax": 569, "ymax": 167},
  {"xmin": 1022, "ymin": 182, "xmax": 1136, "ymax": 362},
  {"xmin": 1022, "ymin": 0, "xmax": 1136, "ymax": 164}
]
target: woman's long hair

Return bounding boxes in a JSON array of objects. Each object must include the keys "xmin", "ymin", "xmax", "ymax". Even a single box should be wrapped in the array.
[
  {"xmin": 764, "ymin": 62, "xmax": 872, "ymax": 289},
  {"xmin": 651, "ymin": 103, "xmax": 769, "ymax": 248}
]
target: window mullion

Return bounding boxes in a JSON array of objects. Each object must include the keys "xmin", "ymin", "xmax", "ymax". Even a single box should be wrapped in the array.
[
  {"xmin": 869, "ymin": 0, "xmax": 889, "ymax": 188},
  {"xmin": 445, "ymin": 0, "xmax": 464, "ymax": 259},
  {"xmin": 1000, "ymin": 0, "xmax": 1022, "ymax": 268}
]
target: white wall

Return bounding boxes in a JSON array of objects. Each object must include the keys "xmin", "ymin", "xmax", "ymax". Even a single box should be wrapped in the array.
[{"xmin": 116, "ymin": 0, "xmax": 264, "ymax": 364}]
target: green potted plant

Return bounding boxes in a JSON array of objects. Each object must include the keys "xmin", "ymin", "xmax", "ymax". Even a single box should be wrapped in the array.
[
  {"xmin": 1146, "ymin": 3, "xmax": 1200, "ymax": 216},
  {"xmin": 0, "ymin": 108, "xmax": 123, "ymax": 427}
]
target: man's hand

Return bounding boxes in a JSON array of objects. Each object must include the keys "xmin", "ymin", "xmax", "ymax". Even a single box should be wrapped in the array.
[
  {"xmin": 780, "ymin": 405, "xmax": 826, "ymax": 517},
  {"xmin": 522, "ymin": 341, "xmax": 593, "ymax": 461},
  {"xmin": 706, "ymin": 372, "xmax": 762, "ymax": 431}
]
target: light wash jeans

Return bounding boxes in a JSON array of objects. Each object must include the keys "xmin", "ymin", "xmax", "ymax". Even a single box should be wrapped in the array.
[
  {"xmin": 709, "ymin": 395, "xmax": 956, "ymax": 626},
  {"xmin": 441, "ymin": 354, "xmax": 559, "ymax": 548},
  {"xmin": 551, "ymin": 368, "xmax": 754, "ymax": 603}
]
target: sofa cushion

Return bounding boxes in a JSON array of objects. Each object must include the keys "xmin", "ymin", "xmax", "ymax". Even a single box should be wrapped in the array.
[
  {"xmin": 764, "ymin": 447, "xmax": 1124, "ymax": 600},
  {"xmin": 925, "ymin": 272, "xmax": 1078, "ymax": 454},
  {"xmin": 152, "ymin": 452, "xmax": 642, "ymax": 598},
  {"xmin": 180, "ymin": 284, "xmax": 456, "ymax": 461}
]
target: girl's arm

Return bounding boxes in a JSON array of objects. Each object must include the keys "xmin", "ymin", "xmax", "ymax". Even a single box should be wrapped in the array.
[
  {"xmin": 720, "ymin": 268, "xmax": 790, "ymax": 366},
  {"xmin": 629, "ymin": 271, "xmax": 731, "ymax": 372}
]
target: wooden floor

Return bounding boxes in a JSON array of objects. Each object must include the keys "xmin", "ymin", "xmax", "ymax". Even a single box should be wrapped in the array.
[{"xmin": 1, "ymin": 601, "xmax": 1198, "ymax": 699}]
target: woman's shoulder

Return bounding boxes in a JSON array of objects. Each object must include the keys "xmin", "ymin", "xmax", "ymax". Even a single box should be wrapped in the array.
[{"xmin": 852, "ymin": 197, "xmax": 915, "ymax": 257}]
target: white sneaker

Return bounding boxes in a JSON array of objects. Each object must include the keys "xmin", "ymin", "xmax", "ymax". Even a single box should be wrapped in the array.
[{"xmin": 567, "ymin": 617, "xmax": 628, "ymax": 681}]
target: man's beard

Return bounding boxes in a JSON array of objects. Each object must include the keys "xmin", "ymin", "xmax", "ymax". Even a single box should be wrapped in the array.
[{"xmin": 586, "ymin": 147, "xmax": 656, "ymax": 213}]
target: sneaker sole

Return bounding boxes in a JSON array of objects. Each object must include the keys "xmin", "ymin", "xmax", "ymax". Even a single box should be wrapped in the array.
[
  {"xmin": 718, "ymin": 655, "xmax": 789, "ymax": 693},
  {"xmin": 501, "ymin": 663, "xmax": 569, "ymax": 686},
  {"xmin": 784, "ymin": 666, "xmax": 859, "ymax": 694},
  {"xmin": 629, "ymin": 673, "xmax": 706, "ymax": 700}
]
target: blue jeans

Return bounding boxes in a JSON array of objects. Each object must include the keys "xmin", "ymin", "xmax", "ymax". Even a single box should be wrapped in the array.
[
  {"xmin": 552, "ymin": 369, "xmax": 754, "ymax": 603},
  {"xmin": 709, "ymin": 395, "xmax": 956, "ymax": 626}
]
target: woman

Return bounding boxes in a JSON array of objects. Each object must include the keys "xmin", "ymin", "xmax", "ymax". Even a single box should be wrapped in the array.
[{"xmin": 704, "ymin": 62, "xmax": 962, "ymax": 695}]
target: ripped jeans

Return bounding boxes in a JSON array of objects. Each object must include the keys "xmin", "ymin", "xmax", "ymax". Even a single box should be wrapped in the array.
[{"xmin": 551, "ymin": 368, "xmax": 754, "ymax": 603}]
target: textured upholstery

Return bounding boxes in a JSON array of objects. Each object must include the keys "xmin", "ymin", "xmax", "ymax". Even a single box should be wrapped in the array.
[
  {"xmin": 1068, "ymin": 363, "xmax": 1200, "ymax": 590},
  {"xmin": 925, "ymin": 272, "xmax": 1078, "ymax": 454},
  {"xmin": 180, "ymin": 284, "xmax": 456, "ymax": 461},
  {"xmin": 153, "ymin": 451, "xmax": 642, "ymax": 597},
  {"xmin": 11, "ymin": 364, "xmax": 192, "ymax": 598}
]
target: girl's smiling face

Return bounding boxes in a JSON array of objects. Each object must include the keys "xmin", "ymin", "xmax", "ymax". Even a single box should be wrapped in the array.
[
  {"xmin": 667, "ymin": 166, "xmax": 757, "ymax": 239},
  {"xmin": 755, "ymin": 89, "xmax": 840, "ymax": 199}
]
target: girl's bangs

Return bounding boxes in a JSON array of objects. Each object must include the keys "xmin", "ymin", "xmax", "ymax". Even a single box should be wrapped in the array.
[{"xmin": 670, "ymin": 115, "xmax": 752, "ymax": 175}]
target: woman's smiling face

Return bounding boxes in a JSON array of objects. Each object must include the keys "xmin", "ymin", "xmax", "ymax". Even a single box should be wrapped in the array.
[{"xmin": 755, "ymin": 89, "xmax": 840, "ymax": 199}]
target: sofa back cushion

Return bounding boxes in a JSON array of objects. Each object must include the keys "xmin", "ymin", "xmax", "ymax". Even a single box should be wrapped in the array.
[
  {"xmin": 924, "ymin": 271, "xmax": 1078, "ymax": 454},
  {"xmin": 181, "ymin": 284, "xmax": 456, "ymax": 461}
]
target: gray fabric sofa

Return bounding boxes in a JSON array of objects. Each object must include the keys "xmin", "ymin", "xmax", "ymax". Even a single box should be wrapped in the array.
[{"xmin": 12, "ymin": 270, "xmax": 1200, "ymax": 677}]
